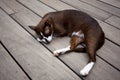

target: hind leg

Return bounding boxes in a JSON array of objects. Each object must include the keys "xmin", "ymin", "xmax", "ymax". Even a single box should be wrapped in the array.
[{"xmin": 80, "ymin": 39, "xmax": 97, "ymax": 76}]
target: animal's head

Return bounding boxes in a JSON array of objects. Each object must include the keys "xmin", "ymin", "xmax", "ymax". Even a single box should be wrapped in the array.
[{"xmin": 29, "ymin": 17, "xmax": 54, "ymax": 44}]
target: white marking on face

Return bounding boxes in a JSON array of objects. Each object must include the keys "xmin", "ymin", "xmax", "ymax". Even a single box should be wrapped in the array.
[
  {"xmin": 39, "ymin": 32, "xmax": 53, "ymax": 43},
  {"xmin": 80, "ymin": 62, "xmax": 95, "ymax": 76},
  {"xmin": 45, "ymin": 34, "xmax": 53, "ymax": 42},
  {"xmin": 53, "ymin": 46, "xmax": 70, "ymax": 56}
]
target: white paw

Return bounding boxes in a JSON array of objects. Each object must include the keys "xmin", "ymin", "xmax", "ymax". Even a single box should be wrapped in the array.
[
  {"xmin": 53, "ymin": 46, "xmax": 70, "ymax": 56},
  {"xmin": 80, "ymin": 62, "xmax": 94, "ymax": 76},
  {"xmin": 80, "ymin": 69, "xmax": 89, "ymax": 76},
  {"xmin": 53, "ymin": 50, "xmax": 61, "ymax": 56}
]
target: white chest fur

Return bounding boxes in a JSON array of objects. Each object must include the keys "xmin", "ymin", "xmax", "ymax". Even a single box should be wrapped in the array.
[{"xmin": 72, "ymin": 30, "xmax": 84, "ymax": 39}]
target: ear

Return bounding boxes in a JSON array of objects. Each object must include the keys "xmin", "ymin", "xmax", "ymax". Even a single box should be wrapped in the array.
[{"xmin": 29, "ymin": 26, "xmax": 37, "ymax": 30}]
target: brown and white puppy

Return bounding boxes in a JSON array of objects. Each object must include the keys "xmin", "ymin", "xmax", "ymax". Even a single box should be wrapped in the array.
[{"xmin": 29, "ymin": 10, "xmax": 105, "ymax": 76}]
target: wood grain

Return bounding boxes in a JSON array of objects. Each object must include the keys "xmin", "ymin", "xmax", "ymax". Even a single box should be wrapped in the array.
[
  {"xmin": 0, "ymin": 0, "xmax": 26, "ymax": 13},
  {"xmin": 105, "ymin": 16, "xmax": 120, "ymax": 29},
  {"xmin": 0, "ymin": 44, "xmax": 29, "ymax": 80},
  {"xmin": 0, "ymin": 1, "xmax": 14, "ymax": 14},
  {"xmin": 100, "ymin": 0, "xmax": 120, "ymax": 8},
  {"xmin": 17, "ymin": 0, "xmax": 55, "ymax": 16},
  {"xmin": 39, "ymin": 0, "xmax": 76, "ymax": 10}
]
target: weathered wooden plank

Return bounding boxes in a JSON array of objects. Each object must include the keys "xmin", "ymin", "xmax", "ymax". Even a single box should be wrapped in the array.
[
  {"xmin": 0, "ymin": 44, "xmax": 29, "ymax": 80},
  {"xmin": 0, "ymin": 1, "xmax": 14, "ymax": 14},
  {"xmin": 17, "ymin": 0, "xmax": 55, "ymax": 16},
  {"xmin": 39, "ymin": 0, "xmax": 76, "ymax": 10},
  {"xmin": 105, "ymin": 16, "xmax": 120, "ymax": 29},
  {"xmin": 10, "ymin": 2, "xmax": 120, "ymax": 80},
  {"xmin": 80, "ymin": 0, "xmax": 120, "ymax": 17},
  {"xmin": 0, "ymin": 9, "xmax": 81, "ymax": 80},
  {"xmin": 0, "ymin": 0, "xmax": 26, "ymax": 13},
  {"xmin": 60, "ymin": 0, "xmax": 111, "ymax": 20},
  {"xmin": 100, "ymin": 0, "xmax": 120, "ymax": 8}
]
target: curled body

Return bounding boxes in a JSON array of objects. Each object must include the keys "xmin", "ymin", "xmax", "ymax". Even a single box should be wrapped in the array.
[{"xmin": 29, "ymin": 10, "xmax": 105, "ymax": 76}]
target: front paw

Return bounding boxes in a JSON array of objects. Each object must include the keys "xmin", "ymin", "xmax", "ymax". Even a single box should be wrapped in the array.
[{"xmin": 53, "ymin": 50, "xmax": 61, "ymax": 56}]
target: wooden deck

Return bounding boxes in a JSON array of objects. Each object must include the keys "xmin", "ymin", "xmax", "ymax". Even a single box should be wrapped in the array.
[{"xmin": 0, "ymin": 0, "xmax": 120, "ymax": 80}]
